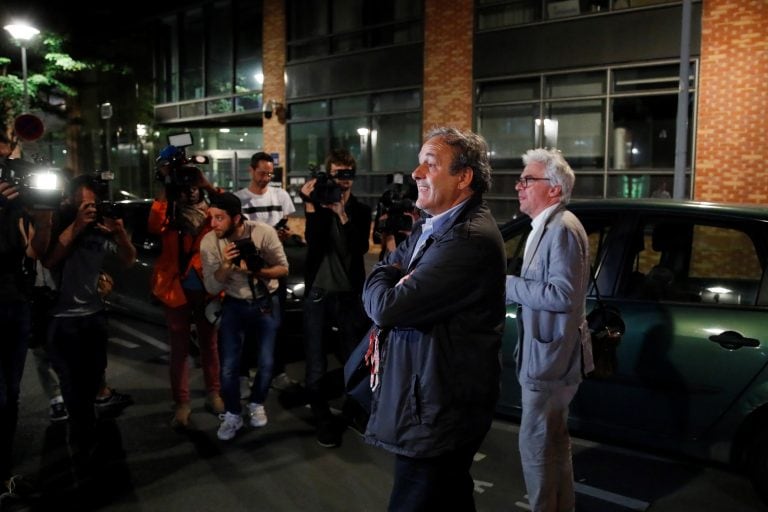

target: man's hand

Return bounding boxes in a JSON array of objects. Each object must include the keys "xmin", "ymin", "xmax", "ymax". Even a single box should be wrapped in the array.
[{"xmin": 0, "ymin": 181, "xmax": 20, "ymax": 204}]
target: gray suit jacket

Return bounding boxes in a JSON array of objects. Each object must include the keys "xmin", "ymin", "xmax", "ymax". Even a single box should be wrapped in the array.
[{"xmin": 505, "ymin": 205, "xmax": 592, "ymax": 391}]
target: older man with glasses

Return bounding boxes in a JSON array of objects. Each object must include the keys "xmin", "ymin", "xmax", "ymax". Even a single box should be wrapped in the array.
[{"xmin": 506, "ymin": 148, "xmax": 592, "ymax": 512}]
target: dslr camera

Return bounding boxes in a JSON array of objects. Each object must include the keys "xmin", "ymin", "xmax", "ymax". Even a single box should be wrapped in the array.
[
  {"xmin": 232, "ymin": 238, "xmax": 266, "ymax": 272},
  {"xmin": 0, "ymin": 158, "xmax": 65, "ymax": 210}
]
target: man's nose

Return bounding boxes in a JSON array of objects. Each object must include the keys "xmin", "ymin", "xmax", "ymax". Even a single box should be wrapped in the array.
[{"xmin": 412, "ymin": 163, "xmax": 425, "ymax": 180}]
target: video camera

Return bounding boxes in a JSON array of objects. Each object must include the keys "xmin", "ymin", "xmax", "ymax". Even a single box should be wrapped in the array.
[
  {"xmin": 232, "ymin": 238, "xmax": 266, "ymax": 272},
  {"xmin": 375, "ymin": 173, "xmax": 417, "ymax": 238},
  {"xmin": 0, "ymin": 158, "xmax": 65, "ymax": 210},
  {"xmin": 155, "ymin": 132, "xmax": 210, "ymax": 191},
  {"xmin": 308, "ymin": 165, "xmax": 355, "ymax": 205}
]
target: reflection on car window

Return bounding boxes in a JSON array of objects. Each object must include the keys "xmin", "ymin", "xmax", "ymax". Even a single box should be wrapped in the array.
[{"xmin": 625, "ymin": 219, "xmax": 763, "ymax": 305}]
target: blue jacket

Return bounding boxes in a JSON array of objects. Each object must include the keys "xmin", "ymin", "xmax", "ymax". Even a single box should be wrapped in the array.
[{"xmin": 362, "ymin": 196, "xmax": 506, "ymax": 458}]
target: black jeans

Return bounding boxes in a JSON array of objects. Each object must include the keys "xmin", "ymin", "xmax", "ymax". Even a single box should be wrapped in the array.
[
  {"xmin": 388, "ymin": 435, "xmax": 486, "ymax": 512},
  {"xmin": 50, "ymin": 311, "xmax": 109, "ymax": 457},
  {"xmin": 302, "ymin": 287, "xmax": 368, "ymax": 420}
]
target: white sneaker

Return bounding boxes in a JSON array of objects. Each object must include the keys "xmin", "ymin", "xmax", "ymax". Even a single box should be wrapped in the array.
[
  {"xmin": 247, "ymin": 403, "xmax": 268, "ymax": 428},
  {"xmin": 217, "ymin": 411, "xmax": 244, "ymax": 441}
]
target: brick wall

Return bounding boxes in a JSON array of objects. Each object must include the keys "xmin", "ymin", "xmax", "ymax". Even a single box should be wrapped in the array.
[
  {"xmin": 422, "ymin": 0, "xmax": 474, "ymax": 134},
  {"xmin": 263, "ymin": 0, "xmax": 286, "ymax": 177},
  {"xmin": 695, "ymin": 0, "xmax": 768, "ymax": 203}
]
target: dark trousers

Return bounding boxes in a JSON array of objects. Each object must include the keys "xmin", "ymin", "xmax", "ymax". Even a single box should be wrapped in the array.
[
  {"xmin": 50, "ymin": 312, "xmax": 109, "ymax": 457},
  {"xmin": 388, "ymin": 435, "xmax": 485, "ymax": 512},
  {"xmin": 0, "ymin": 302, "xmax": 30, "ymax": 481},
  {"xmin": 302, "ymin": 287, "xmax": 368, "ymax": 420}
]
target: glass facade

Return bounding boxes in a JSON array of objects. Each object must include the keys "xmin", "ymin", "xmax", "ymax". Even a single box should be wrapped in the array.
[
  {"xmin": 476, "ymin": 60, "xmax": 696, "ymax": 220},
  {"xmin": 286, "ymin": 89, "xmax": 422, "ymax": 209},
  {"xmin": 153, "ymin": 1, "xmax": 264, "ymax": 123},
  {"xmin": 477, "ymin": 0, "xmax": 681, "ymax": 29},
  {"xmin": 287, "ymin": 0, "xmax": 422, "ymax": 61}
]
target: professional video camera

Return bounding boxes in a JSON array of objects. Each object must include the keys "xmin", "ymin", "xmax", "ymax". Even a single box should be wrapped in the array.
[
  {"xmin": 0, "ymin": 114, "xmax": 66, "ymax": 210},
  {"xmin": 155, "ymin": 132, "xmax": 210, "ymax": 191},
  {"xmin": 0, "ymin": 158, "xmax": 65, "ymax": 210},
  {"xmin": 232, "ymin": 238, "xmax": 266, "ymax": 272},
  {"xmin": 307, "ymin": 165, "xmax": 354, "ymax": 205},
  {"xmin": 374, "ymin": 173, "xmax": 418, "ymax": 241}
]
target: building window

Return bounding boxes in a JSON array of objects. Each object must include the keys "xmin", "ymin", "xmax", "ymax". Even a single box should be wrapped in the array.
[
  {"xmin": 477, "ymin": 0, "xmax": 682, "ymax": 29},
  {"xmin": 287, "ymin": 0, "xmax": 423, "ymax": 62},
  {"xmin": 287, "ymin": 89, "xmax": 421, "ymax": 209},
  {"xmin": 476, "ymin": 60, "xmax": 696, "ymax": 218},
  {"xmin": 153, "ymin": 0, "xmax": 264, "ymax": 123}
]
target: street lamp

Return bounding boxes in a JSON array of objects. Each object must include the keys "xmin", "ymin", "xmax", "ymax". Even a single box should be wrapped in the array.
[{"xmin": 4, "ymin": 22, "xmax": 40, "ymax": 113}]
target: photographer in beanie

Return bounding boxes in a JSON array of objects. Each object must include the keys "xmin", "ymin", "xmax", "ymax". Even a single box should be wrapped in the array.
[{"xmin": 200, "ymin": 192, "xmax": 288, "ymax": 441}]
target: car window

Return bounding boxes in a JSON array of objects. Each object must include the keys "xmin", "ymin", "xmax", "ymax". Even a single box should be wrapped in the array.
[{"xmin": 623, "ymin": 219, "xmax": 764, "ymax": 305}]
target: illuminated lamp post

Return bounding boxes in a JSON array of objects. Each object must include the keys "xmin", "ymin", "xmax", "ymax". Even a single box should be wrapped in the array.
[{"xmin": 4, "ymin": 22, "xmax": 41, "ymax": 113}]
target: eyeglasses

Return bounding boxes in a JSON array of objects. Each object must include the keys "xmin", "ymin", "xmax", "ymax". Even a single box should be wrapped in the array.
[
  {"xmin": 516, "ymin": 176, "xmax": 551, "ymax": 189},
  {"xmin": 254, "ymin": 171, "xmax": 274, "ymax": 178}
]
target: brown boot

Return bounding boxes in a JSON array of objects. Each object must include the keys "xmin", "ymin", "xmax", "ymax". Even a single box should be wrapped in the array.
[
  {"xmin": 205, "ymin": 393, "xmax": 225, "ymax": 415},
  {"xmin": 171, "ymin": 403, "xmax": 192, "ymax": 429}
]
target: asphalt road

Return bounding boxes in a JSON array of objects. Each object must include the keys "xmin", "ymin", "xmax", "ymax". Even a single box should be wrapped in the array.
[{"xmin": 7, "ymin": 314, "xmax": 767, "ymax": 512}]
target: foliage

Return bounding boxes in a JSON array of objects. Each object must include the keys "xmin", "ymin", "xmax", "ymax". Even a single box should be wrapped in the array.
[{"xmin": 0, "ymin": 33, "xmax": 97, "ymax": 129}]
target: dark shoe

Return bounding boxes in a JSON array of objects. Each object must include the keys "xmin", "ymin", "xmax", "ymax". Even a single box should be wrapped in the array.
[
  {"xmin": 94, "ymin": 389, "xmax": 134, "ymax": 418},
  {"xmin": 317, "ymin": 419, "xmax": 342, "ymax": 448}
]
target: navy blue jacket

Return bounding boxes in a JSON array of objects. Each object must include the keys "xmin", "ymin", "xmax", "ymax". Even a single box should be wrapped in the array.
[{"xmin": 362, "ymin": 195, "xmax": 506, "ymax": 457}]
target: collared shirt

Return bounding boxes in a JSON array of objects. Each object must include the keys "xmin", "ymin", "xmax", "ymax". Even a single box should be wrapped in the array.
[
  {"xmin": 525, "ymin": 202, "xmax": 560, "ymax": 260},
  {"xmin": 408, "ymin": 198, "xmax": 468, "ymax": 268}
]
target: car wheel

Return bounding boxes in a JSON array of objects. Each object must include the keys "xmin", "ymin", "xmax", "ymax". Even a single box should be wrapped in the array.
[{"xmin": 747, "ymin": 426, "xmax": 768, "ymax": 504}]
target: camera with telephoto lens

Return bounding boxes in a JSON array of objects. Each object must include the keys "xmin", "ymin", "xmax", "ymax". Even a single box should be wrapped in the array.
[
  {"xmin": 308, "ymin": 170, "xmax": 341, "ymax": 205},
  {"xmin": 232, "ymin": 238, "xmax": 266, "ymax": 272},
  {"xmin": 0, "ymin": 158, "xmax": 65, "ymax": 209}
]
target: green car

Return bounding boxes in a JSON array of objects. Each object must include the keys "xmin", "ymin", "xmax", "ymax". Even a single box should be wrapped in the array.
[{"xmin": 498, "ymin": 199, "xmax": 768, "ymax": 502}]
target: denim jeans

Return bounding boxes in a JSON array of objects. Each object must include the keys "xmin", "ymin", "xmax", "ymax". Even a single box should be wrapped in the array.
[
  {"xmin": 302, "ymin": 287, "xmax": 369, "ymax": 419},
  {"xmin": 0, "ymin": 301, "xmax": 30, "ymax": 481},
  {"xmin": 218, "ymin": 294, "xmax": 280, "ymax": 414}
]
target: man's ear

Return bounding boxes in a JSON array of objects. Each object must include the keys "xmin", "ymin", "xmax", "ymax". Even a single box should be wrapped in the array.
[{"xmin": 457, "ymin": 167, "xmax": 474, "ymax": 190}]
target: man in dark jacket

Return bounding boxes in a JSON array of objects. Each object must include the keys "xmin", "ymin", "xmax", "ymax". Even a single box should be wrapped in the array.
[
  {"xmin": 299, "ymin": 148, "xmax": 372, "ymax": 448},
  {"xmin": 362, "ymin": 127, "xmax": 506, "ymax": 511}
]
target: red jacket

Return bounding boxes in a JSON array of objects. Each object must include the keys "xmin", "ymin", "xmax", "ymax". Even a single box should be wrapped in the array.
[{"xmin": 148, "ymin": 199, "xmax": 213, "ymax": 308}]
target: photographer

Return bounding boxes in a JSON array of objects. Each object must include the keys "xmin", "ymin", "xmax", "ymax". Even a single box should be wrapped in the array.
[
  {"xmin": 373, "ymin": 173, "xmax": 419, "ymax": 260},
  {"xmin": 0, "ymin": 153, "xmax": 53, "ymax": 500},
  {"xmin": 299, "ymin": 148, "xmax": 372, "ymax": 448},
  {"xmin": 42, "ymin": 173, "xmax": 136, "ymax": 479},
  {"xmin": 200, "ymin": 192, "xmax": 288, "ymax": 441},
  {"xmin": 148, "ymin": 165, "xmax": 224, "ymax": 428}
]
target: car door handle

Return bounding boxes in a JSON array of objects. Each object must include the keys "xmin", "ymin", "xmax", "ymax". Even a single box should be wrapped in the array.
[{"xmin": 709, "ymin": 331, "xmax": 760, "ymax": 349}]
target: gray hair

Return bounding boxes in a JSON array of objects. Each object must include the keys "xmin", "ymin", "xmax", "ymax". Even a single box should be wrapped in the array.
[
  {"xmin": 522, "ymin": 148, "xmax": 575, "ymax": 204},
  {"xmin": 426, "ymin": 127, "xmax": 492, "ymax": 194}
]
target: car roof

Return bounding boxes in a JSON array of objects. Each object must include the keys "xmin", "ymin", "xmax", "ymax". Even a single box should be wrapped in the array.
[{"xmin": 501, "ymin": 199, "xmax": 768, "ymax": 226}]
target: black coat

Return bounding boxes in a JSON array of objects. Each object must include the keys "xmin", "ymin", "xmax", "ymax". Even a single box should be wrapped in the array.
[
  {"xmin": 303, "ymin": 193, "xmax": 372, "ymax": 293},
  {"xmin": 362, "ymin": 196, "xmax": 506, "ymax": 457}
]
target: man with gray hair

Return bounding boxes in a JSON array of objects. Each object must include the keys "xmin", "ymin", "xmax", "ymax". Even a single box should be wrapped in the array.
[
  {"xmin": 362, "ymin": 127, "xmax": 506, "ymax": 510},
  {"xmin": 506, "ymin": 148, "xmax": 592, "ymax": 511}
]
